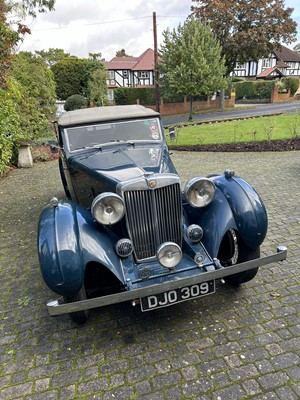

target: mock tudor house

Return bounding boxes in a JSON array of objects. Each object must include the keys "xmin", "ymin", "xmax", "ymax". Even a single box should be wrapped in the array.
[
  {"xmin": 233, "ymin": 45, "xmax": 300, "ymax": 80},
  {"xmin": 104, "ymin": 48, "xmax": 155, "ymax": 102}
]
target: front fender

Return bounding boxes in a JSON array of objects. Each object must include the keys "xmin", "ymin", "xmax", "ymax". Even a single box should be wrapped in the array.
[
  {"xmin": 211, "ymin": 174, "xmax": 268, "ymax": 249},
  {"xmin": 184, "ymin": 174, "xmax": 268, "ymax": 257},
  {"xmin": 38, "ymin": 201, "xmax": 124, "ymax": 296}
]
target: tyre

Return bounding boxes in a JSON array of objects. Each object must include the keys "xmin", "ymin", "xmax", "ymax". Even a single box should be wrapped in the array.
[
  {"xmin": 218, "ymin": 229, "xmax": 260, "ymax": 286},
  {"xmin": 63, "ymin": 286, "xmax": 89, "ymax": 324}
]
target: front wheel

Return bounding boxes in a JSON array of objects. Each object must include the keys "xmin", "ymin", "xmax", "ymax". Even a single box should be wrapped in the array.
[
  {"xmin": 63, "ymin": 286, "xmax": 89, "ymax": 324},
  {"xmin": 218, "ymin": 229, "xmax": 260, "ymax": 286}
]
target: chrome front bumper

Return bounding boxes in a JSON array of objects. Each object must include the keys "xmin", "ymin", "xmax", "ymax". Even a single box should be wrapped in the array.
[{"xmin": 47, "ymin": 246, "xmax": 287, "ymax": 316}]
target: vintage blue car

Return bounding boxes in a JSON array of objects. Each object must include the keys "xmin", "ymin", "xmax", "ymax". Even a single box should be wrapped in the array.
[{"xmin": 38, "ymin": 105, "xmax": 287, "ymax": 324}]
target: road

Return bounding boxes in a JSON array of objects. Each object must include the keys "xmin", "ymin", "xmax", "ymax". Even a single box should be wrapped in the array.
[
  {"xmin": 162, "ymin": 101, "xmax": 300, "ymax": 125},
  {"xmin": 0, "ymin": 152, "xmax": 299, "ymax": 399}
]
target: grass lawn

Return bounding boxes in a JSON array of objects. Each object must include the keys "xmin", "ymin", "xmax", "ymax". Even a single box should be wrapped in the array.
[{"xmin": 166, "ymin": 114, "xmax": 300, "ymax": 146}]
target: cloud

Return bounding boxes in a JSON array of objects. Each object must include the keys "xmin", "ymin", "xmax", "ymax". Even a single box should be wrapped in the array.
[
  {"xmin": 18, "ymin": 0, "xmax": 300, "ymax": 58},
  {"xmin": 19, "ymin": 0, "xmax": 191, "ymax": 59}
]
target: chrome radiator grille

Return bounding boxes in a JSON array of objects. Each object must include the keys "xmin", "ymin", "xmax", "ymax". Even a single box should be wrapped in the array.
[{"xmin": 124, "ymin": 183, "xmax": 182, "ymax": 261}]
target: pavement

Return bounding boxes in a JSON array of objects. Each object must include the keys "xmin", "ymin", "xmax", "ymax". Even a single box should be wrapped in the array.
[
  {"xmin": 161, "ymin": 101, "xmax": 300, "ymax": 125},
  {"xmin": 0, "ymin": 151, "xmax": 299, "ymax": 400}
]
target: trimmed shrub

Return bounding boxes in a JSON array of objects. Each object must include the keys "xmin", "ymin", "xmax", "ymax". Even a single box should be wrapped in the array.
[
  {"xmin": 114, "ymin": 87, "xmax": 156, "ymax": 106},
  {"xmin": 234, "ymin": 81, "xmax": 274, "ymax": 101},
  {"xmin": 281, "ymin": 77, "xmax": 299, "ymax": 96},
  {"xmin": 64, "ymin": 94, "xmax": 87, "ymax": 111}
]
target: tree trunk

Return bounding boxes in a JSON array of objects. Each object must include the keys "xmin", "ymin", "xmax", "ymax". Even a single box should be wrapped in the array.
[
  {"xmin": 219, "ymin": 88, "xmax": 225, "ymax": 111},
  {"xmin": 188, "ymin": 96, "xmax": 193, "ymax": 121}
]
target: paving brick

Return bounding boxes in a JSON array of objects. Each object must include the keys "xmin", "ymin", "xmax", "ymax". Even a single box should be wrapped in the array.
[{"xmin": 1, "ymin": 151, "xmax": 300, "ymax": 400}]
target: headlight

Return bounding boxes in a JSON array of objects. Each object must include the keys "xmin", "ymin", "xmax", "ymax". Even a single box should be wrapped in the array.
[
  {"xmin": 184, "ymin": 177, "xmax": 215, "ymax": 207},
  {"xmin": 91, "ymin": 193, "xmax": 125, "ymax": 225},
  {"xmin": 157, "ymin": 242, "xmax": 182, "ymax": 269}
]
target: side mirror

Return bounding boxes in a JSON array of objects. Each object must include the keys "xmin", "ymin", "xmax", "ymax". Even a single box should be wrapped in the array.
[
  {"xmin": 168, "ymin": 127, "xmax": 176, "ymax": 140},
  {"xmin": 48, "ymin": 140, "xmax": 60, "ymax": 154}
]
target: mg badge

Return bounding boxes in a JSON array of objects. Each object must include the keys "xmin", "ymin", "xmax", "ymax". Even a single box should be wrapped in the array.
[
  {"xmin": 138, "ymin": 266, "xmax": 151, "ymax": 280},
  {"xmin": 149, "ymin": 180, "xmax": 157, "ymax": 189}
]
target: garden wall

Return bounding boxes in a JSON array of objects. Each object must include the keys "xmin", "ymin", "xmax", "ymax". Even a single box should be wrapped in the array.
[{"xmin": 147, "ymin": 97, "xmax": 235, "ymax": 116}]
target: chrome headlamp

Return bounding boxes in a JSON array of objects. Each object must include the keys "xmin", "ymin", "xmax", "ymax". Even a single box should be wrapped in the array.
[
  {"xmin": 157, "ymin": 242, "xmax": 182, "ymax": 269},
  {"xmin": 91, "ymin": 193, "xmax": 125, "ymax": 225},
  {"xmin": 184, "ymin": 177, "xmax": 215, "ymax": 208}
]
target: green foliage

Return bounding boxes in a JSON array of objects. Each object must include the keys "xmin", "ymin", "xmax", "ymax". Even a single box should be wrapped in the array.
[
  {"xmin": 10, "ymin": 51, "xmax": 56, "ymax": 140},
  {"xmin": 64, "ymin": 94, "xmax": 87, "ymax": 111},
  {"xmin": 8, "ymin": 0, "xmax": 55, "ymax": 17},
  {"xmin": 114, "ymin": 87, "xmax": 156, "ymax": 106},
  {"xmin": 234, "ymin": 81, "xmax": 274, "ymax": 100},
  {"xmin": 88, "ymin": 69, "xmax": 108, "ymax": 106},
  {"xmin": 281, "ymin": 78, "xmax": 299, "ymax": 96},
  {"xmin": 35, "ymin": 48, "xmax": 71, "ymax": 66},
  {"xmin": 51, "ymin": 58, "xmax": 104, "ymax": 100},
  {"xmin": 0, "ymin": 79, "xmax": 21, "ymax": 175},
  {"xmin": 0, "ymin": 22, "xmax": 19, "ymax": 88},
  {"xmin": 159, "ymin": 18, "xmax": 227, "ymax": 119}
]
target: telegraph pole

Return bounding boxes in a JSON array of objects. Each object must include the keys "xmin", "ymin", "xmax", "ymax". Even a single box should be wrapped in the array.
[{"xmin": 153, "ymin": 12, "xmax": 160, "ymax": 112}]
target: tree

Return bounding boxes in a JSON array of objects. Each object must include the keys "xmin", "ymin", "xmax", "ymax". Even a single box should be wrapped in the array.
[
  {"xmin": 35, "ymin": 48, "xmax": 71, "ymax": 66},
  {"xmin": 159, "ymin": 18, "xmax": 227, "ymax": 120},
  {"xmin": 51, "ymin": 58, "xmax": 104, "ymax": 100},
  {"xmin": 6, "ymin": 0, "xmax": 55, "ymax": 17},
  {"xmin": 0, "ymin": 21, "xmax": 19, "ymax": 88},
  {"xmin": 191, "ymin": 0, "xmax": 298, "ymax": 76},
  {"xmin": 88, "ymin": 69, "xmax": 108, "ymax": 106},
  {"xmin": 11, "ymin": 51, "xmax": 56, "ymax": 140},
  {"xmin": 88, "ymin": 52, "xmax": 103, "ymax": 61},
  {"xmin": 0, "ymin": 78, "xmax": 21, "ymax": 174}
]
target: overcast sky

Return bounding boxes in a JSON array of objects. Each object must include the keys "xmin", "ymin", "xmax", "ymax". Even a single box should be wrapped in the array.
[{"xmin": 17, "ymin": 0, "xmax": 300, "ymax": 61}]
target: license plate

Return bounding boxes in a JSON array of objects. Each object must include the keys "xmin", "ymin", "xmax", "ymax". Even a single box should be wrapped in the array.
[{"xmin": 140, "ymin": 280, "xmax": 215, "ymax": 311}]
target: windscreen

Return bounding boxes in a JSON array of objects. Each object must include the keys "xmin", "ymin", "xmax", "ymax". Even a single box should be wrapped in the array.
[{"xmin": 65, "ymin": 118, "xmax": 162, "ymax": 152}]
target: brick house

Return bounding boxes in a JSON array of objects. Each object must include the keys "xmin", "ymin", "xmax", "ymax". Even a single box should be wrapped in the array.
[
  {"xmin": 233, "ymin": 45, "xmax": 300, "ymax": 80},
  {"xmin": 104, "ymin": 48, "xmax": 155, "ymax": 102}
]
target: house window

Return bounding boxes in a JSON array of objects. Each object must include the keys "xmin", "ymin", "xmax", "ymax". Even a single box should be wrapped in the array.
[
  {"xmin": 107, "ymin": 70, "xmax": 115, "ymax": 79},
  {"xmin": 236, "ymin": 62, "xmax": 245, "ymax": 69},
  {"xmin": 138, "ymin": 71, "xmax": 149, "ymax": 79},
  {"xmin": 263, "ymin": 58, "xmax": 271, "ymax": 68},
  {"xmin": 123, "ymin": 70, "xmax": 128, "ymax": 78}
]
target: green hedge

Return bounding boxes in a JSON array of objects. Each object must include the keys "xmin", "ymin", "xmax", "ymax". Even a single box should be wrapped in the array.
[
  {"xmin": 234, "ymin": 81, "xmax": 274, "ymax": 101},
  {"xmin": 281, "ymin": 78, "xmax": 299, "ymax": 96},
  {"xmin": 114, "ymin": 87, "xmax": 156, "ymax": 106}
]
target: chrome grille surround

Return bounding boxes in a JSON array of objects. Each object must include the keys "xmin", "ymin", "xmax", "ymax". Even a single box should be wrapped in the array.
[{"xmin": 117, "ymin": 174, "xmax": 183, "ymax": 262}]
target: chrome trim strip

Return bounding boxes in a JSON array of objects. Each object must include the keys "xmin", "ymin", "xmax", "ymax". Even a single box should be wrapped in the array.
[{"xmin": 47, "ymin": 246, "xmax": 287, "ymax": 316}]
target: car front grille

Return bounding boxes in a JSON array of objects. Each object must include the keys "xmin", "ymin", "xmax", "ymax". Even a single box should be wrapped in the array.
[{"xmin": 123, "ymin": 183, "xmax": 182, "ymax": 261}]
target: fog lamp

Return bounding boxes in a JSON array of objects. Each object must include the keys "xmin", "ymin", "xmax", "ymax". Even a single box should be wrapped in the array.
[
  {"xmin": 184, "ymin": 177, "xmax": 215, "ymax": 207},
  {"xmin": 91, "ymin": 193, "xmax": 125, "ymax": 225},
  {"xmin": 157, "ymin": 242, "xmax": 182, "ymax": 269},
  {"xmin": 116, "ymin": 238, "xmax": 133, "ymax": 258},
  {"xmin": 187, "ymin": 224, "xmax": 203, "ymax": 243}
]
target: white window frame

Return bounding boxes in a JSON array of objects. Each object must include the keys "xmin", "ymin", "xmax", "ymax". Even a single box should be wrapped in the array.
[{"xmin": 138, "ymin": 71, "xmax": 150, "ymax": 79}]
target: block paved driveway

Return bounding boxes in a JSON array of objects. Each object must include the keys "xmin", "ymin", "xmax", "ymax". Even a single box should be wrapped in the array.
[{"xmin": 0, "ymin": 151, "xmax": 299, "ymax": 400}]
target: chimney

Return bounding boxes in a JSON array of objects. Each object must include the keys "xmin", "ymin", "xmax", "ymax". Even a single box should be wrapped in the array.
[{"xmin": 120, "ymin": 49, "xmax": 126, "ymax": 57}]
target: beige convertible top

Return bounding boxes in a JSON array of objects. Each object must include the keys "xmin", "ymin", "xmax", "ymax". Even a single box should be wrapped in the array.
[{"xmin": 58, "ymin": 105, "xmax": 160, "ymax": 127}]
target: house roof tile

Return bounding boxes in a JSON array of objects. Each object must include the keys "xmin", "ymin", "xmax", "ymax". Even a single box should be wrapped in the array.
[
  {"xmin": 257, "ymin": 67, "xmax": 284, "ymax": 78},
  {"xmin": 273, "ymin": 45, "xmax": 300, "ymax": 63},
  {"xmin": 104, "ymin": 48, "xmax": 154, "ymax": 71}
]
